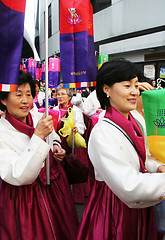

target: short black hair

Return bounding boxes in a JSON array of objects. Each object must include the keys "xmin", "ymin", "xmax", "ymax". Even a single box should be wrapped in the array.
[
  {"xmin": 0, "ymin": 70, "xmax": 36, "ymax": 111},
  {"xmin": 96, "ymin": 58, "xmax": 141, "ymax": 109},
  {"xmin": 33, "ymin": 79, "xmax": 40, "ymax": 87}
]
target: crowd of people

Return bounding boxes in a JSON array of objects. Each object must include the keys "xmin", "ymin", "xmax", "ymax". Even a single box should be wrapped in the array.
[{"xmin": 0, "ymin": 58, "xmax": 165, "ymax": 240}]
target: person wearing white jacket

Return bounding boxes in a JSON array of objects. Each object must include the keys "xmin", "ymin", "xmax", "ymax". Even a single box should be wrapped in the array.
[
  {"xmin": 53, "ymin": 83, "xmax": 86, "ymax": 136},
  {"xmin": 71, "ymin": 89, "xmax": 101, "ymax": 117},
  {"xmin": 53, "ymin": 84, "xmax": 90, "ymax": 204},
  {"xmin": 77, "ymin": 59, "xmax": 165, "ymax": 240},
  {"xmin": 0, "ymin": 71, "xmax": 79, "ymax": 240}
]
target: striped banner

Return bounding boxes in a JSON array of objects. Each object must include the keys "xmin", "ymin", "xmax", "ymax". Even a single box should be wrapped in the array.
[
  {"xmin": 60, "ymin": 0, "xmax": 97, "ymax": 89},
  {"xmin": 0, "ymin": 83, "xmax": 18, "ymax": 91},
  {"xmin": 63, "ymin": 81, "xmax": 96, "ymax": 89}
]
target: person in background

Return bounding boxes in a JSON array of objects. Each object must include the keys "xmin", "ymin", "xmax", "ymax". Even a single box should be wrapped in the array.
[
  {"xmin": 77, "ymin": 59, "xmax": 165, "ymax": 240},
  {"xmin": 152, "ymin": 80, "xmax": 157, "ymax": 88},
  {"xmin": 39, "ymin": 79, "xmax": 45, "ymax": 92},
  {"xmin": 42, "ymin": 89, "xmax": 58, "ymax": 109},
  {"xmin": 49, "ymin": 89, "xmax": 58, "ymax": 108},
  {"xmin": 71, "ymin": 88, "xmax": 101, "ymax": 117},
  {"xmin": 33, "ymin": 79, "xmax": 45, "ymax": 108},
  {"xmin": 51, "ymin": 89, "xmax": 56, "ymax": 98},
  {"xmin": 0, "ymin": 71, "xmax": 79, "ymax": 240},
  {"xmin": 53, "ymin": 83, "xmax": 86, "ymax": 139},
  {"xmin": 81, "ymin": 87, "xmax": 90, "ymax": 98},
  {"xmin": 53, "ymin": 84, "xmax": 90, "ymax": 204}
]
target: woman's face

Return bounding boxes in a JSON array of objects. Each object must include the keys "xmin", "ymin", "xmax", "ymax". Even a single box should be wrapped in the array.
[
  {"xmin": 56, "ymin": 88, "xmax": 71, "ymax": 108},
  {"xmin": 1, "ymin": 83, "xmax": 33, "ymax": 123},
  {"xmin": 104, "ymin": 77, "xmax": 139, "ymax": 118}
]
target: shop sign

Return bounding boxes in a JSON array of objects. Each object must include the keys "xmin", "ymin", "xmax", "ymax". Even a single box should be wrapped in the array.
[
  {"xmin": 144, "ymin": 65, "xmax": 155, "ymax": 80},
  {"xmin": 160, "ymin": 68, "xmax": 165, "ymax": 78}
]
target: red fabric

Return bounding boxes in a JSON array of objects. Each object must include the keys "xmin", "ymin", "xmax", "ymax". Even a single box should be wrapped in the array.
[
  {"xmin": 0, "ymin": 112, "xmax": 79, "ymax": 240},
  {"xmin": 91, "ymin": 113, "xmax": 99, "ymax": 126},
  {"xmin": 57, "ymin": 101, "xmax": 72, "ymax": 131},
  {"xmin": 72, "ymin": 147, "xmax": 91, "ymax": 203},
  {"xmin": 78, "ymin": 181, "xmax": 163, "ymax": 240},
  {"xmin": 6, "ymin": 111, "xmax": 34, "ymax": 137},
  {"xmin": 59, "ymin": 101, "xmax": 72, "ymax": 118},
  {"xmin": 60, "ymin": 0, "xmax": 93, "ymax": 35},
  {"xmin": 105, "ymin": 106, "xmax": 147, "ymax": 173},
  {"xmin": 38, "ymin": 108, "xmax": 59, "ymax": 132},
  {"xmin": 1, "ymin": 0, "xmax": 26, "ymax": 13},
  {"xmin": 83, "ymin": 115, "xmax": 95, "ymax": 188}
]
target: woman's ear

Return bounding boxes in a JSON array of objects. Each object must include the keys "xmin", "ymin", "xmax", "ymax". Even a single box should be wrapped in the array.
[
  {"xmin": 103, "ymin": 84, "xmax": 110, "ymax": 95},
  {"xmin": 1, "ymin": 99, "xmax": 7, "ymax": 106}
]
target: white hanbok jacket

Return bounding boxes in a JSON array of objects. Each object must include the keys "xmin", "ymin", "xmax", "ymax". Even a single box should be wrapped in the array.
[
  {"xmin": 88, "ymin": 116, "xmax": 165, "ymax": 208},
  {"xmin": 71, "ymin": 90, "xmax": 101, "ymax": 117},
  {"xmin": 0, "ymin": 112, "xmax": 60, "ymax": 186},
  {"xmin": 83, "ymin": 90, "xmax": 100, "ymax": 116}
]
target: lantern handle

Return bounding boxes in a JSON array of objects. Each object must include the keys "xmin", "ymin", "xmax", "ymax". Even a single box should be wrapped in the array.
[{"xmin": 156, "ymin": 78, "xmax": 165, "ymax": 89}]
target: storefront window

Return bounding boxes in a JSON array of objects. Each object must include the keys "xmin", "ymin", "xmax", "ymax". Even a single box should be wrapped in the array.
[
  {"xmin": 91, "ymin": 0, "xmax": 112, "ymax": 13},
  {"xmin": 137, "ymin": 60, "xmax": 165, "ymax": 88}
]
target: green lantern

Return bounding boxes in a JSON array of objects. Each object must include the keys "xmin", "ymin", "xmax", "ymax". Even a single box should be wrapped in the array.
[{"xmin": 142, "ymin": 88, "xmax": 165, "ymax": 163}]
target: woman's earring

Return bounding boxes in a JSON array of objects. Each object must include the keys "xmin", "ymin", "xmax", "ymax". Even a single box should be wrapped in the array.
[{"xmin": 107, "ymin": 94, "xmax": 109, "ymax": 98}]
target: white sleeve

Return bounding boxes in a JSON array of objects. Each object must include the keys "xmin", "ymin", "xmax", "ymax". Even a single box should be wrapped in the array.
[
  {"xmin": 88, "ymin": 123, "xmax": 165, "ymax": 208},
  {"xmin": 0, "ymin": 134, "xmax": 50, "ymax": 186},
  {"xmin": 71, "ymin": 93, "xmax": 84, "ymax": 110},
  {"xmin": 145, "ymin": 153, "xmax": 165, "ymax": 173},
  {"xmin": 52, "ymin": 129, "xmax": 61, "ymax": 145},
  {"xmin": 71, "ymin": 93, "xmax": 97, "ymax": 117},
  {"xmin": 82, "ymin": 91, "xmax": 101, "ymax": 117},
  {"xmin": 37, "ymin": 91, "xmax": 45, "ymax": 107},
  {"xmin": 73, "ymin": 106, "xmax": 86, "ymax": 135}
]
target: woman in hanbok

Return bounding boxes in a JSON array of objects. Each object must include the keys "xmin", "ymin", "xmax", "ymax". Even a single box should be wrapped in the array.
[
  {"xmin": 53, "ymin": 84, "xmax": 90, "ymax": 204},
  {"xmin": 77, "ymin": 59, "xmax": 165, "ymax": 240},
  {"xmin": 0, "ymin": 71, "xmax": 79, "ymax": 240}
]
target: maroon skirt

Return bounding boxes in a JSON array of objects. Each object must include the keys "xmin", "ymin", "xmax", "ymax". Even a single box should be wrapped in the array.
[
  {"xmin": 77, "ymin": 180, "xmax": 163, "ymax": 240},
  {"xmin": 0, "ymin": 161, "xmax": 79, "ymax": 240},
  {"xmin": 60, "ymin": 136, "xmax": 91, "ymax": 204},
  {"xmin": 72, "ymin": 147, "xmax": 91, "ymax": 204}
]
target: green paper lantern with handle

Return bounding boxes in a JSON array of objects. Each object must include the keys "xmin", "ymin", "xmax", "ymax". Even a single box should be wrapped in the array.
[{"xmin": 142, "ymin": 88, "xmax": 165, "ymax": 164}]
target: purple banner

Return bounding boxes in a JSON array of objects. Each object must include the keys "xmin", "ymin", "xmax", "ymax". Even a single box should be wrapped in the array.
[
  {"xmin": 0, "ymin": 1, "xmax": 25, "ymax": 90},
  {"xmin": 48, "ymin": 72, "xmax": 60, "ymax": 89},
  {"xmin": 60, "ymin": 31, "xmax": 97, "ymax": 85}
]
